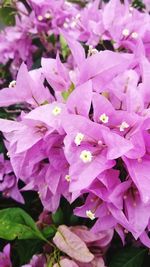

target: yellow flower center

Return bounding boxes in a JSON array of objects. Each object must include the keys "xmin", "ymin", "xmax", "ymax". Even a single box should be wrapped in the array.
[
  {"xmin": 52, "ymin": 106, "xmax": 61, "ymax": 116},
  {"xmin": 122, "ymin": 28, "xmax": 130, "ymax": 37},
  {"xmin": 99, "ymin": 113, "xmax": 109, "ymax": 123},
  {"xmin": 80, "ymin": 150, "xmax": 92, "ymax": 163},
  {"xmin": 65, "ymin": 175, "xmax": 71, "ymax": 182}
]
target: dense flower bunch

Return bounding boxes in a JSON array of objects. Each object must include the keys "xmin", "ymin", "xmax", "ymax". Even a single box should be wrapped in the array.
[
  {"xmin": 0, "ymin": 0, "xmax": 150, "ymax": 77},
  {"xmin": 0, "ymin": 0, "xmax": 150, "ymax": 266},
  {"xmin": 0, "ymin": 0, "xmax": 93, "ymax": 77}
]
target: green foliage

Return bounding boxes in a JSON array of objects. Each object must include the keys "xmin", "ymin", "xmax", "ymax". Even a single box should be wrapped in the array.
[
  {"xmin": 52, "ymin": 208, "xmax": 64, "ymax": 226},
  {"xmin": 62, "ymin": 83, "xmax": 75, "ymax": 101},
  {"xmin": 60, "ymin": 197, "xmax": 84, "ymax": 226},
  {"xmin": 31, "ymin": 58, "xmax": 41, "ymax": 70},
  {"xmin": 0, "ymin": 6, "xmax": 15, "ymax": 26},
  {"xmin": 69, "ymin": 214, "xmax": 80, "ymax": 225},
  {"xmin": 0, "ymin": 63, "xmax": 12, "ymax": 89},
  {"xmin": 42, "ymin": 225, "xmax": 57, "ymax": 239},
  {"xmin": 1, "ymin": 0, "xmax": 13, "ymax": 6},
  {"xmin": 132, "ymin": 0, "xmax": 145, "ymax": 10},
  {"xmin": 0, "ymin": 208, "xmax": 46, "ymax": 241},
  {"xmin": 109, "ymin": 247, "xmax": 147, "ymax": 267},
  {"xmin": 47, "ymin": 34, "xmax": 56, "ymax": 46},
  {"xmin": 0, "ymin": 143, "xmax": 4, "ymax": 154},
  {"xmin": 60, "ymin": 35, "xmax": 70, "ymax": 60},
  {"xmin": 14, "ymin": 239, "xmax": 43, "ymax": 266}
]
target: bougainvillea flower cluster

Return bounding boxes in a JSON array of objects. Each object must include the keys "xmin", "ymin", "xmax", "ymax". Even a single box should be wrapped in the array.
[{"xmin": 0, "ymin": 29, "xmax": 150, "ymax": 246}]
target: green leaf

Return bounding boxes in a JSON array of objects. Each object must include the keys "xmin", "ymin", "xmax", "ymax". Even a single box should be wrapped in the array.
[
  {"xmin": 0, "ymin": 207, "xmax": 46, "ymax": 241},
  {"xmin": 47, "ymin": 34, "xmax": 56, "ymax": 45},
  {"xmin": 14, "ymin": 239, "xmax": 43, "ymax": 266},
  {"xmin": 132, "ymin": 0, "xmax": 145, "ymax": 10},
  {"xmin": 1, "ymin": 0, "xmax": 12, "ymax": 6},
  {"xmin": 109, "ymin": 247, "xmax": 147, "ymax": 267},
  {"xmin": 59, "ymin": 35, "xmax": 70, "ymax": 59},
  {"xmin": 0, "ymin": 7, "xmax": 15, "ymax": 26},
  {"xmin": 52, "ymin": 208, "xmax": 64, "ymax": 226},
  {"xmin": 62, "ymin": 82, "xmax": 75, "ymax": 101},
  {"xmin": 31, "ymin": 58, "xmax": 41, "ymax": 70},
  {"xmin": 69, "ymin": 214, "xmax": 79, "ymax": 225},
  {"xmin": 42, "ymin": 225, "xmax": 56, "ymax": 239}
]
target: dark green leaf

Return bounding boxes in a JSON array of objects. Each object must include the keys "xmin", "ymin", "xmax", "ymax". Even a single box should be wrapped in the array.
[
  {"xmin": 0, "ymin": 7, "xmax": 15, "ymax": 26},
  {"xmin": 69, "ymin": 214, "xmax": 79, "ymax": 225},
  {"xmin": 42, "ymin": 225, "xmax": 56, "ymax": 239},
  {"xmin": 31, "ymin": 58, "xmax": 41, "ymax": 70},
  {"xmin": 52, "ymin": 208, "xmax": 64, "ymax": 226},
  {"xmin": 0, "ymin": 208, "xmax": 46, "ymax": 241},
  {"xmin": 14, "ymin": 239, "xmax": 43, "ymax": 266},
  {"xmin": 109, "ymin": 247, "xmax": 147, "ymax": 267},
  {"xmin": 47, "ymin": 34, "xmax": 56, "ymax": 45},
  {"xmin": 132, "ymin": 0, "xmax": 145, "ymax": 10}
]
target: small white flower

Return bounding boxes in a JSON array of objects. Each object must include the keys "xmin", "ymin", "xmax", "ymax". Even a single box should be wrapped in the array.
[
  {"xmin": 70, "ymin": 20, "xmax": 77, "ymax": 29},
  {"xmin": 86, "ymin": 210, "xmax": 95, "ymax": 220},
  {"xmin": 119, "ymin": 121, "xmax": 129, "ymax": 132},
  {"xmin": 74, "ymin": 133, "xmax": 84, "ymax": 146},
  {"xmin": 52, "ymin": 106, "xmax": 61, "ymax": 116},
  {"xmin": 44, "ymin": 12, "xmax": 51, "ymax": 19},
  {"xmin": 37, "ymin": 15, "xmax": 43, "ymax": 21},
  {"xmin": 122, "ymin": 28, "xmax": 130, "ymax": 37},
  {"xmin": 88, "ymin": 45, "xmax": 98, "ymax": 56},
  {"xmin": 70, "ymin": 14, "xmax": 80, "ymax": 29},
  {"xmin": 63, "ymin": 22, "xmax": 69, "ymax": 29},
  {"xmin": 65, "ymin": 175, "xmax": 71, "ymax": 182},
  {"xmin": 9, "ymin": 80, "xmax": 16, "ymax": 88},
  {"xmin": 80, "ymin": 150, "xmax": 92, "ymax": 163},
  {"xmin": 131, "ymin": 32, "xmax": 138, "ymax": 39},
  {"xmin": 99, "ymin": 113, "xmax": 109, "ymax": 124}
]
